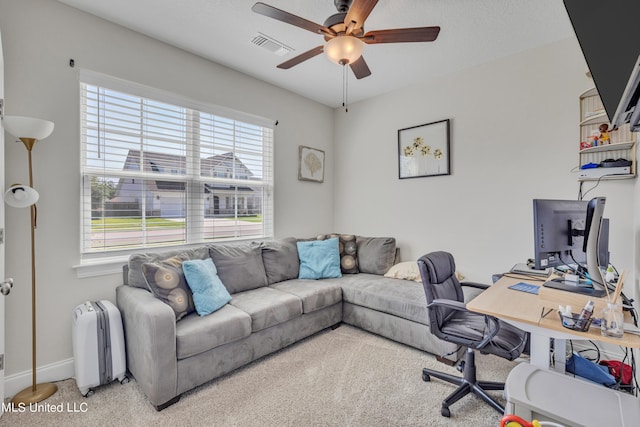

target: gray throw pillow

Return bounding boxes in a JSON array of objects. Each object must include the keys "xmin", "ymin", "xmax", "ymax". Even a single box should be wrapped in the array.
[
  {"xmin": 128, "ymin": 247, "xmax": 209, "ymax": 289},
  {"xmin": 209, "ymin": 243, "xmax": 268, "ymax": 294},
  {"xmin": 261, "ymin": 238, "xmax": 300, "ymax": 284},
  {"xmin": 317, "ymin": 233, "xmax": 359, "ymax": 274},
  {"xmin": 142, "ymin": 253, "xmax": 196, "ymax": 321},
  {"xmin": 356, "ymin": 236, "xmax": 397, "ymax": 275}
]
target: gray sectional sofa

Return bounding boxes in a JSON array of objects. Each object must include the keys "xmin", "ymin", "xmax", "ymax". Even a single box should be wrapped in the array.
[{"xmin": 116, "ymin": 235, "xmax": 480, "ymax": 410}]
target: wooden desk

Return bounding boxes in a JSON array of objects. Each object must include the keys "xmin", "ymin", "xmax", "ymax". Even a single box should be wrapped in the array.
[{"xmin": 467, "ymin": 274, "xmax": 640, "ymax": 371}]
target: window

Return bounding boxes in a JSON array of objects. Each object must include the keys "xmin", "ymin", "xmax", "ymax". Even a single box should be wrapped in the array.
[{"xmin": 80, "ymin": 72, "xmax": 274, "ymax": 258}]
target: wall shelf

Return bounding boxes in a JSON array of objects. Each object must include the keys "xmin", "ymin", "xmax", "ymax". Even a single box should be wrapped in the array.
[{"xmin": 578, "ymin": 88, "xmax": 637, "ymax": 181}]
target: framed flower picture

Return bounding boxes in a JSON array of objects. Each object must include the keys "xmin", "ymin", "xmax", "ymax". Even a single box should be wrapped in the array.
[
  {"xmin": 398, "ymin": 119, "xmax": 450, "ymax": 179},
  {"xmin": 298, "ymin": 145, "xmax": 325, "ymax": 183}
]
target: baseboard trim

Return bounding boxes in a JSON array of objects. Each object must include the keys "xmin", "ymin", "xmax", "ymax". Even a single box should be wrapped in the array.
[{"xmin": 4, "ymin": 358, "xmax": 75, "ymax": 398}]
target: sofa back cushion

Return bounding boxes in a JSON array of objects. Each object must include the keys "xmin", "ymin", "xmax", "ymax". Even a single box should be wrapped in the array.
[
  {"xmin": 261, "ymin": 238, "xmax": 300, "ymax": 284},
  {"xmin": 209, "ymin": 243, "xmax": 268, "ymax": 294},
  {"xmin": 127, "ymin": 247, "xmax": 210, "ymax": 289},
  {"xmin": 356, "ymin": 236, "xmax": 397, "ymax": 275}
]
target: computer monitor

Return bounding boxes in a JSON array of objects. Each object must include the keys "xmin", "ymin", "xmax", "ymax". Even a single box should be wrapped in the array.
[
  {"xmin": 533, "ymin": 199, "xmax": 587, "ymax": 270},
  {"xmin": 532, "ymin": 199, "xmax": 610, "ymax": 271}
]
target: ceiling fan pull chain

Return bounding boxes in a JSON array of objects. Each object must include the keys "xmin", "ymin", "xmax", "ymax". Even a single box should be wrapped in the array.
[{"xmin": 343, "ymin": 65, "xmax": 349, "ymax": 112}]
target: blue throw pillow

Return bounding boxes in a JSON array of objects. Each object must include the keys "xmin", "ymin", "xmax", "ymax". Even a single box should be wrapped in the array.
[
  {"xmin": 182, "ymin": 258, "xmax": 232, "ymax": 316},
  {"xmin": 297, "ymin": 238, "xmax": 342, "ymax": 279}
]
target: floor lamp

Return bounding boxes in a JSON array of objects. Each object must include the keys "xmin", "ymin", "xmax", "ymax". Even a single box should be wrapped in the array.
[{"xmin": 2, "ymin": 115, "xmax": 57, "ymax": 404}]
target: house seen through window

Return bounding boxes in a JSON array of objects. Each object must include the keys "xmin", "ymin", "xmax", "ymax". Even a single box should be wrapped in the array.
[{"xmin": 80, "ymin": 72, "xmax": 274, "ymax": 256}]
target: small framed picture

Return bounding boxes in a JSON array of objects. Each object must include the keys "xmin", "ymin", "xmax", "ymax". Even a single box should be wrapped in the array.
[
  {"xmin": 298, "ymin": 145, "xmax": 325, "ymax": 183},
  {"xmin": 398, "ymin": 119, "xmax": 450, "ymax": 179}
]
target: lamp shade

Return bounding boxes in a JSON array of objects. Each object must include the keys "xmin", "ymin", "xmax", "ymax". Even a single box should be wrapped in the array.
[
  {"xmin": 4, "ymin": 184, "xmax": 39, "ymax": 208},
  {"xmin": 2, "ymin": 115, "xmax": 54, "ymax": 141},
  {"xmin": 325, "ymin": 36, "xmax": 365, "ymax": 65}
]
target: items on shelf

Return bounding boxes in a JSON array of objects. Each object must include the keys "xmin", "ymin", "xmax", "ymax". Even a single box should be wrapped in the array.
[
  {"xmin": 577, "ymin": 88, "xmax": 636, "ymax": 181},
  {"xmin": 580, "ymin": 123, "xmax": 616, "ymax": 149}
]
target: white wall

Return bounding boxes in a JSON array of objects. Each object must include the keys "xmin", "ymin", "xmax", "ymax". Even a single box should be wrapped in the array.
[
  {"xmin": 2, "ymin": 0, "xmax": 640, "ymax": 395},
  {"xmin": 0, "ymin": 0, "xmax": 333, "ymax": 386},
  {"xmin": 333, "ymin": 38, "xmax": 637, "ymax": 286}
]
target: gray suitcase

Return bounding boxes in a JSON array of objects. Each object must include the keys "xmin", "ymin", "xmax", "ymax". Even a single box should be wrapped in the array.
[{"xmin": 72, "ymin": 300, "xmax": 128, "ymax": 396}]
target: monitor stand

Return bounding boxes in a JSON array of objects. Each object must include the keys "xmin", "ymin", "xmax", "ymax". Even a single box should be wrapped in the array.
[{"xmin": 542, "ymin": 280, "xmax": 606, "ymax": 297}]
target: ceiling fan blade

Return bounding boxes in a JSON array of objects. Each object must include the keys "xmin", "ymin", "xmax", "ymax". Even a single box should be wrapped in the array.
[
  {"xmin": 344, "ymin": 0, "xmax": 378, "ymax": 33},
  {"xmin": 349, "ymin": 56, "xmax": 372, "ymax": 79},
  {"xmin": 252, "ymin": 2, "xmax": 335, "ymax": 36},
  {"xmin": 363, "ymin": 27, "xmax": 441, "ymax": 44},
  {"xmin": 277, "ymin": 45, "xmax": 324, "ymax": 69}
]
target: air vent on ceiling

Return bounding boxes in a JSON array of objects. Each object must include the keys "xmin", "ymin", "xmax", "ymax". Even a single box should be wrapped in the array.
[{"xmin": 250, "ymin": 32, "xmax": 293, "ymax": 57}]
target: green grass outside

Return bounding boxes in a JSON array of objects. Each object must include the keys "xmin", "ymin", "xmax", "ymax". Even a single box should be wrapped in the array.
[
  {"xmin": 240, "ymin": 214, "xmax": 262, "ymax": 223},
  {"xmin": 91, "ymin": 215, "xmax": 262, "ymax": 232},
  {"xmin": 91, "ymin": 217, "xmax": 184, "ymax": 232}
]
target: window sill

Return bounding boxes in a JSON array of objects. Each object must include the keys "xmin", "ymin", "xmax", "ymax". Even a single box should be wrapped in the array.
[{"xmin": 73, "ymin": 256, "xmax": 129, "ymax": 279}]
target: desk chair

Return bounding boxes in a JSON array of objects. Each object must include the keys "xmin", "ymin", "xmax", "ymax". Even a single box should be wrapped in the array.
[{"xmin": 417, "ymin": 251, "xmax": 527, "ymax": 417}]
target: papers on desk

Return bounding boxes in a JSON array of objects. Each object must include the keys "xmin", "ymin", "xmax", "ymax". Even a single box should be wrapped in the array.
[
  {"xmin": 508, "ymin": 282, "xmax": 540, "ymax": 295},
  {"xmin": 510, "ymin": 263, "xmax": 551, "ymax": 278}
]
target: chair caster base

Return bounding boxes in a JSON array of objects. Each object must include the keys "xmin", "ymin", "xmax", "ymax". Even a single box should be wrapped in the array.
[
  {"xmin": 441, "ymin": 406, "xmax": 451, "ymax": 417},
  {"xmin": 422, "ymin": 371, "xmax": 430, "ymax": 382}
]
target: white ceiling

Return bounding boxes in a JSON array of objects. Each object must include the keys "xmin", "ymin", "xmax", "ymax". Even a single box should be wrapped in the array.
[{"xmin": 57, "ymin": 0, "xmax": 576, "ymax": 108}]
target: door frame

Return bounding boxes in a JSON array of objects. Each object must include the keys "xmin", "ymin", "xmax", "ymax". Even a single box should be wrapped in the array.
[{"xmin": 0, "ymin": 24, "xmax": 7, "ymax": 416}]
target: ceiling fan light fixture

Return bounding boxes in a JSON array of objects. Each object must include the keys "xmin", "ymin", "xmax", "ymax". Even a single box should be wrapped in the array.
[{"xmin": 325, "ymin": 35, "xmax": 364, "ymax": 65}]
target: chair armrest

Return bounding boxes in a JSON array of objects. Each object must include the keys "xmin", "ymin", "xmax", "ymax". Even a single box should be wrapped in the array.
[
  {"xmin": 427, "ymin": 298, "xmax": 468, "ymax": 311},
  {"xmin": 116, "ymin": 285, "xmax": 178, "ymax": 407},
  {"xmin": 460, "ymin": 281, "xmax": 490, "ymax": 290}
]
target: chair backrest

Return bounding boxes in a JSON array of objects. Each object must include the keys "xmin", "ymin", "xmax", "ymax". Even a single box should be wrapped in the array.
[{"xmin": 417, "ymin": 251, "xmax": 465, "ymax": 336}]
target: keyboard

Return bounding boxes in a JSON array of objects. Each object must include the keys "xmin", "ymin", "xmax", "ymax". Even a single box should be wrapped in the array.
[{"xmin": 542, "ymin": 280, "xmax": 606, "ymax": 297}]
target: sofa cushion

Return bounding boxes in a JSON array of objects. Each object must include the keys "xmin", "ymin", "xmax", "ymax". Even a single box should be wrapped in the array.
[
  {"xmin": 297, "ymin": 238, "xmax": 342, "ymax": 279},
  {"xmin": 176, "ymin": 304, "xmax": 252, "ymax": 359},
  {"xmin": 128, "ymin": 247, "xmax": 210, "ymax": 289},
  {"xmin": 356, "ymin": 236, "xmax": 396, "ymax": 275},
  {"xmin": 229, "ymin": 287, "xmax": 303, "ymax": 332},
  {"xmin": 261, "ymin": 238, "xmax": 300, "ymax": 284},
  {"xmin": 182, "ymin": 258, "xmax": 232, "ymax": 316},
  {"xmin": 339, "ymin": 273, "xmax": 429, "ymax": 325},
  {"xmin": 209, "ymin": 243, "xmax": 268, "ymax": 294},
  {"xmin": 142, "ymin": 253, "xmax": 196, "ymax": 321},
  {"xmin": 317, "ymin": 233, "xmax": 359, "ymax": 274},
  {"xmin": 270, "ymin": 279, "xmax": 343, "ymax": 314}
]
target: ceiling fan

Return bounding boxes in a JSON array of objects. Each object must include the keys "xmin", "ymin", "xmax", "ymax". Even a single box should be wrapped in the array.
[{"xmin": 252, "ymin": 0, "xmax": 441, "ymax": 79}]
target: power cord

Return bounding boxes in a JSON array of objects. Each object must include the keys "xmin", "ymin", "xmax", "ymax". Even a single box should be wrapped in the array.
[{"xmin": 579, "ymin": 174, "xmax": 608, "ymax": 200}]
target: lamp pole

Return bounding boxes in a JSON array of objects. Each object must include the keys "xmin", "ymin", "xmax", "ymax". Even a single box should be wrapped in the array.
[{"xmin": 10, "ymin": 137, "xmax": 57, "ymax": 404}]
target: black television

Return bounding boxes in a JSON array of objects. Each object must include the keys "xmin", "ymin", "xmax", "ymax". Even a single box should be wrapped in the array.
[
  {"xmin": 532, "ymin": 199, "xmax": 609, "ymax": 271},
  {"xmin": 563, "ymin": 0, "xmax": 640, "ymax": 131},
  {"xmin": 612, "ymin": 55, "xmax": 640, "ymax": 132}
]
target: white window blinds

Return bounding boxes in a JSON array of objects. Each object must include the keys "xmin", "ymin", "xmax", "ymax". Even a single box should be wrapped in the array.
[{"xmin": 80, "ymin": 73, "xmax": 274, "ymax": 256}]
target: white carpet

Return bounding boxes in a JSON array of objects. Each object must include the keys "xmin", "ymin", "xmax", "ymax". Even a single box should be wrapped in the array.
[{"xmin": 1, "ymin": 325, "xmax": 520, "ymax": 426}]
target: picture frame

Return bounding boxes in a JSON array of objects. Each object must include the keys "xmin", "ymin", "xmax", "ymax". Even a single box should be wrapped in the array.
[
  {"xmin": 398, "ymin": 119, "xmax": 450, "ymax": 179},
  {"xmin": 298, "ymin": 145, "xmax": 325, "ymax": 183}
]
